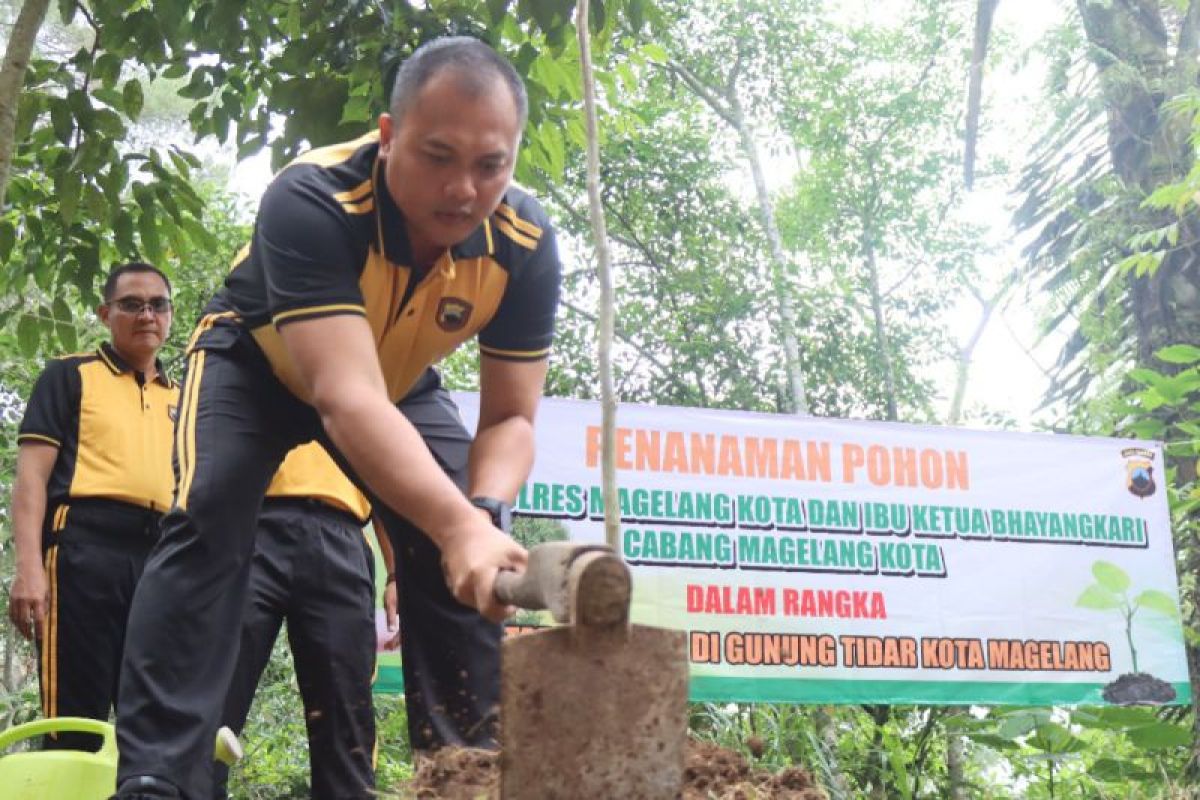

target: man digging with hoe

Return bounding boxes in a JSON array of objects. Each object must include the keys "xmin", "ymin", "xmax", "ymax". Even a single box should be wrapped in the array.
[{"xmin": 113, "ymin": 36, "xmax": 561, "ymax": 799}]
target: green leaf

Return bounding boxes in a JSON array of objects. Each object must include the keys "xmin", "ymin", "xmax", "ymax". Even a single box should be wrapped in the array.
[
  {"xmin": 339, "ymin": 91, "xmax": 372, "ymax": 126},
  {"xmin": 1029, "ymin": 722, "xmax": 1086, "ymax": 754},
  {"xmin": 538, "ymin": 121, "xmax": 566, "ymax": 179},
  {"xmin": 589, "ymin": 0, "xmax": 606, "ymax": 34},
  {"xmin": 0, "ymin": 219, "xmax": 15, "ymax": 262},
  {"xmin": 1125, "ymin": 419, "xmax": 1166, "ymax": 439},
  {"xmin": 123, "ymin": 79, "xmax": 145, "ymax": 120},
  {"xmin": 50, "ymin": 99, "xmax": 74, "ymax": 144},
  {"xmin": 58, "ymin": 0, "xmax": 75, "ymax": 25},
  {"xmin": 17, "ymin": 314, "xmax": 39, "ymax": 357},
  {"xmin": 114, "ymin": 211, "xmax": 136, "ymax": 255},
  {"xmin": 486, "ymin": 0, "xmax": 511, "ymax": 24},
  {"xmin": 1127, "ymin": 367, "xmax": 1164, "ymax": 387},
  {"xmin": 93, "ymin": 108, "xmax": 127, "ymax": 138},
  {"xmin": 1089, "ymin": 758, "xmax": 1154, "ymax": 781},
  {"xmin": 67, "ymin": 89, "xmax": 95, "ymax": 132},
  {"xmin": 55, "ymin": 169, "xmax": 82, "ymax": 225},
  {"xmin": 1092, "ymin": 561, "xmax": 1131, "ymax": 593},
  {"xmin": 526, "ymin": 0, "xmax": 566, "ymax": 35},
  {"xmin": 996, "ymin": 712, "xmax": 1039, "ymax": 740},
  {"xmin": 1126, "ymin": 721, "xmax": 1191, "ymax": 750},
  {"xmin": 628, "ymin": 0, "xmax": 645, "ymax": 32},
  {"xmin": 1155, "ymin": 344, "xmax": 1200, "ymax": 364},
  {"xmin": 1134, "ymin": 589, "xmax": 1178, "ymax": 618},
  {"xmin": 1076, "ymin": 584, "xmax": 1123, "ymax": 610},
  {"xmin": 137, "ymin": 205, "xmax": 163, "ymax": 264},
  {"xmin": 94, "ymin": 52, "xmax": 123, "ymax": 89},
  {"xmin": 962, "ymin": 732, "xmax": 1020, "ymax": 752},
  {"xmin": 642, "ymin": 42, "xmax": 669, "ymax": 63}
]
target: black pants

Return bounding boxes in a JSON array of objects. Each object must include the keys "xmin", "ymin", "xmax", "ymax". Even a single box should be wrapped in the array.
[
  {"xmin": 212, "ymin": 500, "xmax": 376, "ymax": 800},
  {"xmin": 116, "ymin": 331, "xmax": 501, "ymax": 800},
  {"xmin": 37, "ymin": 500, "xmax": 158, "ymax": 752}
]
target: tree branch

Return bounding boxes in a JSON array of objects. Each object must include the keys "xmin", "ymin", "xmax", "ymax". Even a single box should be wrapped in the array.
[
  {"xmin": 661, "ymin": 60, "xmax": 738, "ymax": 128},
  {"xmin": 964, "ymin": 0, "xmax": 999, "ymax": 189},
  {"xmin": 0, "ymin": 0, "xmax": 53, "ymax": 208}
]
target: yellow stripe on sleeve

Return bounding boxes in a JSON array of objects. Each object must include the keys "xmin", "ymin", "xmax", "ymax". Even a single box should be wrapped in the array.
[
  {"xmin": 334, "ymin": 179, "xmax": 373, "ymax": 204},
  {"xmin": 495, "ymin": 204, "xmax": 544, "ymax": 238},
  {"xmin": 18, "ymin": 433, "xmax": 60, "ymax": 448},
  {"xmin": 479, "ymin": 345, "xmax": 551, "ymax": 360},
  {"xmin": 272, "ymin": 304, "xmax": 368, "ymax": 325},
  {"xmin": 494, "ymin": 219, "xmax": 539, "ymax": 250}
]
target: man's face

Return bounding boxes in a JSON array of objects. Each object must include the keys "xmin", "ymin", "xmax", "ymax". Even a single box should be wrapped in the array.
[
  {"xmin": 98, "ymin": 271, "xmax": 173, "ymax": 363},
  {"xmin": 378, "ymin": 69, "xmax": 521, "ymax": 263}
]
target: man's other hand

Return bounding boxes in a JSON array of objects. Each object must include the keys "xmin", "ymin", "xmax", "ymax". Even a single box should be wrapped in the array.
[{"xmin": 8, "ymin": 563, "xmax": 48, "ymax": 640}]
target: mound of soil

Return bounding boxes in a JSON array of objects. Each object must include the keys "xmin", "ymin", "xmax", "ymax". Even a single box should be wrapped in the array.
[
  {"xmin": 1102, "ymin": 672, "xmax": 1177, "ymax": 706},
  {"xmin": 682, "ymin": 741, "xmax": 827, "ymax": 800},
  {"xmin": 392, "ymin": 739, "xmax": 826, "ymax": 799}
]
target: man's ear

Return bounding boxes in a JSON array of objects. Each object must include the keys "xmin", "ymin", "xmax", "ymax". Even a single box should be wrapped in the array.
[
  {"xmin": 97, "ymin": 303, "xmax": 110, "ymax": 325},
  {"xmin": 378, "ymin": 113, "xmax": 394, "ymax": 157}
]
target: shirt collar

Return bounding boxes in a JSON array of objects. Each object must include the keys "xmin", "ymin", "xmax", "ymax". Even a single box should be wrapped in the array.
[
  {"xmin": 372, "ymin": 157, "xmax": 413, "ymax": 268},
  {"xmin": 98, "ymin": 342, "xmax": 174, "ymax": 388}
]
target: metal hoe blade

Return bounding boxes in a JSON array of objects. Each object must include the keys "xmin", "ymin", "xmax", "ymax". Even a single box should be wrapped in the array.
[{"xmin": 499, "ymin": 548, "xmax": 688, "ymax": 799}]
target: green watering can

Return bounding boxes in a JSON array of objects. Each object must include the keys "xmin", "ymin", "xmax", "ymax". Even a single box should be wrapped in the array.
[
  {"xmin": 0, "ymin": 718, "xmax": 243, "ymax": 800},
  {"xmin": 0, "ymin": 717, "xmax": 117, "ymax": 800}
]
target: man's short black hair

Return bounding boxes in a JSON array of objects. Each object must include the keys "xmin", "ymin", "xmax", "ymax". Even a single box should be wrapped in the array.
[
  {"xmin": 103, "ymin": 262, "xmax": 172, "ymax": 301},
  {"xmin": 389, "ymin": 36, "xmax": 528, "ymax": 129}
]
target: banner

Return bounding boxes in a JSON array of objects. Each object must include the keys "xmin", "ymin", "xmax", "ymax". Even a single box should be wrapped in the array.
[{"xmin": 441, "ymin": 394, "xmax": 1189, "ymax": 707}]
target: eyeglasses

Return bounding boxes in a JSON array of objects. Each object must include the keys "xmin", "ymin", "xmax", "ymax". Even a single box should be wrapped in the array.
[{"xmin": 109, "ymin": 296, "xmax": 172, "ymax": 314}]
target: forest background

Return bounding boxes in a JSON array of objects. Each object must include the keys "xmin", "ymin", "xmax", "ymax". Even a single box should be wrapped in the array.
[{"xmin": 0, "ymin": 0, "xmax": 1198, "ymax": 797}]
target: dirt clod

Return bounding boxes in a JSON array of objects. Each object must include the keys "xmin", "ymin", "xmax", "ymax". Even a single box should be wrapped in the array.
[
  {"xmin": 406, "ymin": 747, "xmax": 499, "ymax": 799},
  {"xmin": 746, "ymin": 735, "xmax": 766, "ymax": 759},
  {"xmin": 391, "ymin": 738, "xmax": 825, "ymax": 799}
]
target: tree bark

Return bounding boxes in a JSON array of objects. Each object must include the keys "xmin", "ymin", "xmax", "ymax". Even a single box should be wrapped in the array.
[
  {"xmin": 811, "ymin": 706, "xmax": 851, "ymax": 800},
  {"xmin": 949, "ymin": 284, "xmax": 1004, "ymax": 424},
  {"xmin": 0, "ymin": 0, "xmax": 53, "ymax": 208},
  {"xmin": 963, "ymin": 0, "xmax": 999, "ymax": 188},
  {"xmin": 576, "ymin": 0, "xmax": 620, "ymax": 549},
  {"xmin": 1076, "ymin": 0, "xmax": 1200, "ymax": 368},
  {"xmin": 666, "ymin": 59, "xmax": 810, "ymax": 415},
  {"xmin": 862, "ymin": 234, "xmax": 898, "ymax": 421},
  {"xmin": 946, "ymin": 714, "xmax": 969, "ymax": 800},
  {"xmin": 728, "ymin": 89, "xmax": 809, "ymax": 415}
]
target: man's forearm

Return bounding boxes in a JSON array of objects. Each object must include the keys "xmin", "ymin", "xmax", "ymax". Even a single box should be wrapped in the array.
[
  {"xmin": 11, "ymin": 477, "xmax": 47, "ymax": 570},
  {"xmin": 317, "ymin": 390, "xmax": 479, "ymax": 545},
  {"xmin": 467, "ymin": 414, "xmax": 536, "ymax": 502}
]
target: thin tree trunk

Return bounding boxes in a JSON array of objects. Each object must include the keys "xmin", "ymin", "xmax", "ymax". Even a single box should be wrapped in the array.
[
  {"xmin": 576, "ymin": 0, "xmax": 619, "ymax": 549},
  {"xmin": 946, "ymin": 715, "xmax": 969, "ymax": 800},
  {"xmin": 862, "ymin": 236, "xmax": 898, "ymax": 421},
  {"xmin": 948, "ymin": 284, "xmax": 1002, "ymax": 425},
  {"xmin": 811, "ymin": 706, "xmax": 851, "ymax": 800},
  {"xmin": 666, "ymin": 59, "xmax": 809, "ymax": 414},
  {"xmin": 963, "ymin": 0, "xmax": 999, "ymax": 188},
  {"xmin": 727, "ymin": 92, "xmax": 808, "ymax": 415},
  {"xmin": 0, "ymin": 0, "xmax": 53, "ymax": 207}
]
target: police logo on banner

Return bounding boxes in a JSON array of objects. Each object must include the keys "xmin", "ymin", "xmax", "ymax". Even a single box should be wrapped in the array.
[{"xmin": 1122, "ymin": 447, "xmax": 1156, "ymax": 498}]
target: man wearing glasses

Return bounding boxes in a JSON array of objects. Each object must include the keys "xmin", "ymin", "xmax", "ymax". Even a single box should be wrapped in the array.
[{"xmin": 7, "ymin": 261, "xmax": 177, "ymax": 751}]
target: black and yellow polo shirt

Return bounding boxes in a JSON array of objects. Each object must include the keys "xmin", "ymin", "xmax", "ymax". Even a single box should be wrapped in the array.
[
  {"xmin": 265, "ymin": 442, "xmax": 372, "ymax": 524},
  {"xmin": 195, "ymin": 130, "xmax": 561, "ymax": 404},
  {"xmin": 17, "ymin": 342, "xmax": 179, "ymax": 512}
]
